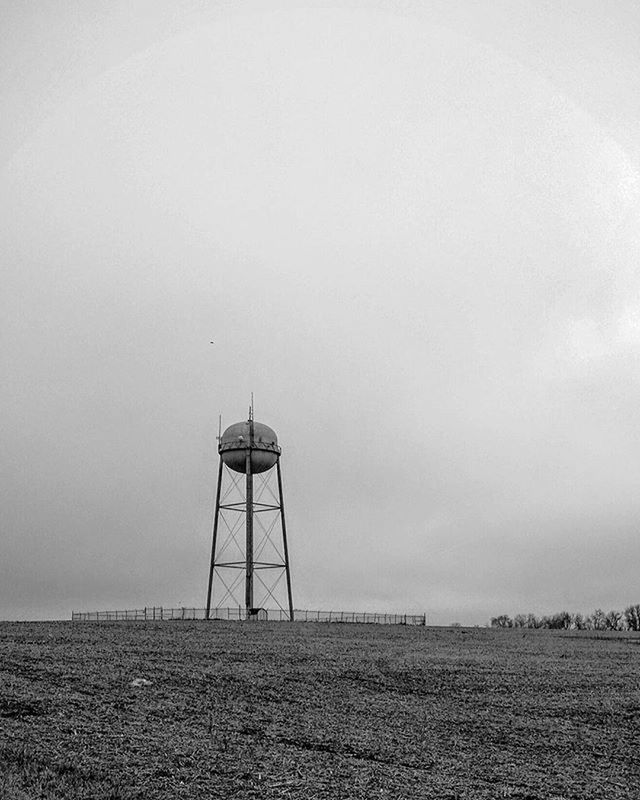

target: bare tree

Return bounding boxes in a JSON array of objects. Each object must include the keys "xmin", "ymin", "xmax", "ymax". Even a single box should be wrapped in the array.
[
  {"xmin": 624, "ymin": 604, "xmax": 640, "ymax": 632},
  {"xmin": 490, "ymin": 606, "xmax": 638, "ymax": 632},
  {"xmin": 605, "ymin": 610, "xmax": 624, "ymax": 631},
  {"xmin": 571, "ymin": 612, "xmax": 586, "ymax": 630},
  {"xmin": 544, "ymin": 611, "xmax": 571, "ymax": 629}
]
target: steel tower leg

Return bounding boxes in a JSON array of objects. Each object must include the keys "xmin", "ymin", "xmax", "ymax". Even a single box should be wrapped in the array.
[
  {"xmin": 276, "ymin": 459, "xmax": 294, "ymax": 621},
  {"xmin": 205, "ymin": 458, "xmax": 224, "ymax": 620},
  {"xmin": 245, "ymin": 449, "xmax": 254, "ymax": 618}
]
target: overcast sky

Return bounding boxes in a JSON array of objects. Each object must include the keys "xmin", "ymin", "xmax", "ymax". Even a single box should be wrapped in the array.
[{"xmin": 2, "ymin": 1, "xmax": 640, "ymax": 624}]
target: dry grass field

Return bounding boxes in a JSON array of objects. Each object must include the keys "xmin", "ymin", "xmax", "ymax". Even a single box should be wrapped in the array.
[{"xmin": 1, "ymin": 620, "xmax": 639, "ymax": 799}]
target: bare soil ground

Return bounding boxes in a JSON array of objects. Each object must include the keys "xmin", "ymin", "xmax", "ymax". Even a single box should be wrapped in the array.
[{"xmin": 0, "ymin": 621, "xmax": 639, "ymax": 799}]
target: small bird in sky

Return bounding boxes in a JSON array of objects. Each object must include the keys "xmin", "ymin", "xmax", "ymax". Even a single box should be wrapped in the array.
[{"xmin": 209, "ymin": 341, "xmax": 214, "ymax": 344}]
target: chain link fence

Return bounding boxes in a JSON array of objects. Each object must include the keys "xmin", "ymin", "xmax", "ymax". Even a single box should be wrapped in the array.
[{"xmin": 71, "ymin": 606, "xmax": 426, "ymax": 625}]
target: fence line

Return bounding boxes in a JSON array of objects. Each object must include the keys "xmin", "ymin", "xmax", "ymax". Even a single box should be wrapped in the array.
[{"xmin": 71, "ymin": 606, "xmax": 426, "ymax": 626}]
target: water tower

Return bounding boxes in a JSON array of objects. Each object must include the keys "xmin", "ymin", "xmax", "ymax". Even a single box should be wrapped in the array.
[{"xmin": 205, "ymin": 407, "xmax": 294, "ymax": 621}]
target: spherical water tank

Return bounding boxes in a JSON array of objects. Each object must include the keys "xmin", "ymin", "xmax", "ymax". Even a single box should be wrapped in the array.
[{"xmin": 219, "ymin": 420, "xmax": 280, "ymax": 474}]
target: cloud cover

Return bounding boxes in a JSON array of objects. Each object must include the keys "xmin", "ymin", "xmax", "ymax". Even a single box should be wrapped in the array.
[{"xmin": 2, "ymin": 1, "xmax": 640, "ymax": 623}]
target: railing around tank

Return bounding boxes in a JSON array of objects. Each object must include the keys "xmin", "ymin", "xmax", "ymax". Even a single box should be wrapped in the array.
[{"xmin": 71, "ymin": 607, "xmax": 426, "ymax": 625}]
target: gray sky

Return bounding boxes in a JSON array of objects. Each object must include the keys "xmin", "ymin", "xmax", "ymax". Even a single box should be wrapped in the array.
[{"xmin": 2, "ymin": 1, "xmax": 640, "ymax": 624}]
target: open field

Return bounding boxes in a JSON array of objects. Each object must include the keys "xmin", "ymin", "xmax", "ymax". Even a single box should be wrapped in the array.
[{"xmin": 1, "ymin": 621, "xmax": 639, "ymax": 799}]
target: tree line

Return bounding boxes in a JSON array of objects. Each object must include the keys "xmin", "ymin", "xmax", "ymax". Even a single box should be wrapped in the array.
[{"xmin": 490, "ymin": 604, "xmax": 640, "ymax": 631}]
